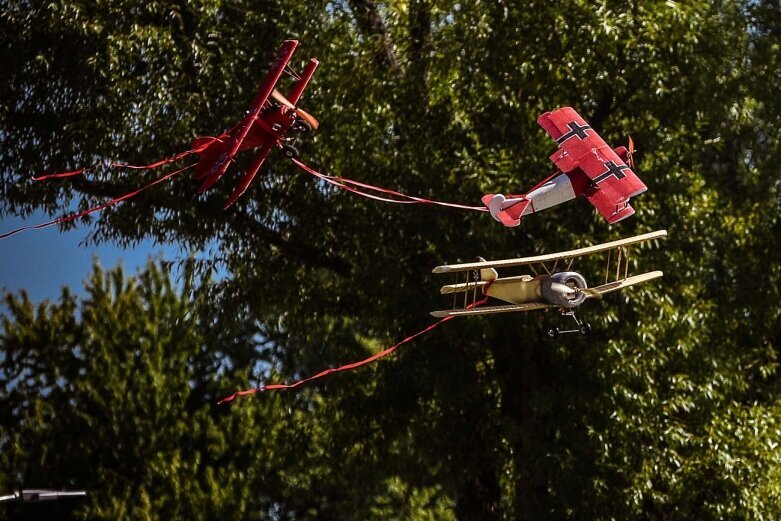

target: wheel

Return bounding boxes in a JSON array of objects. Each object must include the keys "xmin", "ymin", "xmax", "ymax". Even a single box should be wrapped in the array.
[
  {"xmin": 291, "ymin": 120, "xmax": 312, "ymax": 133},
  {"xmin": 282, "ymin": 144, "xmax": 299, "ymax": 158},
  {"xmin": 579, "ymin": 322, "xmax": 592, "ymax": 336},
  {"xmin": 546, "ymin": 327, "xmax": 560, "ymax": 341}
]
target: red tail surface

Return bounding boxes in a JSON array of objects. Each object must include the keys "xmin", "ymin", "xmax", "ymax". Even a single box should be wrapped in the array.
[{"xmin": 482, "ymin": 193, "xmax": 530, "ymax": 227}]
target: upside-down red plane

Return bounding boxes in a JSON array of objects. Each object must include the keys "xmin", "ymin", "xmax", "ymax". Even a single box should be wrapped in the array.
[
  {"xmin": 482, "ymin": 107, "xmax": 647, "ymax": 227},
  {"xmin": 194, "ymin": 39, "xmax": 320, "ymax": 208}
]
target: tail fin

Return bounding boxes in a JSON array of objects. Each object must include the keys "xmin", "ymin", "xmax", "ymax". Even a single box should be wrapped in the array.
[{"xmin": 482, "ymin": 193, "xmax": 531, "ymax": 228}]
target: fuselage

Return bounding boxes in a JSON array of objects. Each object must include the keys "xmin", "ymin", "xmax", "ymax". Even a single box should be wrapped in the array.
[
  {"xmin": 522, "ymin": 172, "xmax": 576, "ymax": 215},
  {"xmin": 523, "ymin": 169, "xmax": 596, "ymax": 215}
]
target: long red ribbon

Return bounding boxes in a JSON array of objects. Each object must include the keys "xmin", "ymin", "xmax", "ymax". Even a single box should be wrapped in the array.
[
  {"xmin": 10, "ymin": 141, "xmax": 488, "ymax": 243},
  {"xmin": 0, "ymin": 163, "xmax": 195, "ymax": 240},
  {"xmin": 291, "ymin": 159, "xmax": 488, "ymax": 212},
  {"xmin": 32, "ymin": 137, "xmax": 221, "ymax": 181},
  {"xmin": 219, "ymin": 291, "xmax": 492, "ymax": 404}
]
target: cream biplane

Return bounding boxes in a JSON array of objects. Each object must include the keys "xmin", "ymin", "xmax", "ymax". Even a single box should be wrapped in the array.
[{"xmin": 431, "ymin": 230, "xmax": 666, "ymax": 339}]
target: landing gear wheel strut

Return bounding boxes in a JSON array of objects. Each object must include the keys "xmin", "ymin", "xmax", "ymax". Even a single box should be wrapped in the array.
[
  {"xmin": 291, "ymin": 120, "xmax": 312, "ymax": 133},
  {"xmin": 282, "ymin": 144, "xmax": 299, "ymax": 158},
  {"xmin": 542, "ymin": 310, "xmax": 592, "ymax": 340}
]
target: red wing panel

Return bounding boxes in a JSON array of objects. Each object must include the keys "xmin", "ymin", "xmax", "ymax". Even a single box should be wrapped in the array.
[
  {"xmin": 570, "ymin": 165, "xmax": 638, "ymax": 224},
  {"xmin": 223, "ymin": 142, "xmax": 276, "ymax": 209},
  {"xmin": 192, "ymin": 132, "xmax": 230, "ymax": 180},
  {"xmin": 537, "ymin": 107, "xmax": 588, "ymax": 141},
  {"xmin": 549, "ymin": 148, "xmax": 578, "ymax": 173},
  {"xmin": 286, "ymin": 58, "xmax": 319, "ymax": 105},
  {"xmin": 194, "ymin": 145, "xmax": 223, "ymax": 183},
  {"xmin": 198, "ymin": 40, "xmax": 299, "ymax": 192},
  {"xmin": 586, "ymin": 188, "xmax": 636, "ymax": 224},
  {"xmin": 539, "ymin": 107, "xmax": 601, "ymax": 175},
  {"xmin": 538, "ymin": 107, "xmax": 647, "ymax": 198},
  {"xmin": 576, "ymin": 145, "xmax": 647, "ymax": 199},
  {"xmin": 246, "ymin": 40, "xmax": 299, "ymax": 117}
]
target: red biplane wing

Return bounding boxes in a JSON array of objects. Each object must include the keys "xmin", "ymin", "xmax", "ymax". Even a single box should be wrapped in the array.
[
  {"xmin": 537, "ymin": 107, "xmax": 647, "ymax": 224},
  {"xmin": 195, "ymin": 39, "xmax": 299, "ymax": 194},
  {"xmin": 223, "ymin": 142, "xmax": 276, "ymax": 208}
]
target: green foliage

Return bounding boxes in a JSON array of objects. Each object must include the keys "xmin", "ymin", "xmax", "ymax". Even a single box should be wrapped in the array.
[
  {"xmin": 2, "ymin": 0, "xmax": 781, "ymax": 519},
  {"xmin": 0, "ymin": 262, "xmax": 295, "ymax": 519}
]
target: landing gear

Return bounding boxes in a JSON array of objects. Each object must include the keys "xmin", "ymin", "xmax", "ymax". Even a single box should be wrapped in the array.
[
  {"xmin": 579, "ymin": 322, "xmax": 592, "ymax": 336},
  {"xmin": 545, "ymin": 327, "xmax": 560, "ymax": 341},
  {"xmin": 291, "ymin": 119, "xmax": 312, "ymax": 133},
  {"xmin": 543, "ymin": 310, "xmax": 591, "ymax": 341},
  {"xmin": 282, "ymin": 144, "xmax": 299, "ymax": 158}
]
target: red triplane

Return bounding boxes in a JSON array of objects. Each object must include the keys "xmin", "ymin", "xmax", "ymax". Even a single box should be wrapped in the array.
[
  {"xmin": 483, "ymin": 107, "xmax": 647, "ymax": 227},
  {"xmin": 192, "ymin": 39, "xmax": 320, "ymax": 208}
]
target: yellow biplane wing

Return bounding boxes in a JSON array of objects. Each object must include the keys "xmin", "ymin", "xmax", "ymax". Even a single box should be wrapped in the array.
[
  {"xmin": 585, "ymin": 270, "xmax": 664, "ymax": 297},
  {"xmin": 431, "ymin": 231, "xmax": 666, "ymax": 318},
  {"xmin": 430, "ymin": 302, "xmax": 551, "ymax": 318},
  {"xmin": 432, "ymin": 230, "xmax": 667, "ymax": 274}
]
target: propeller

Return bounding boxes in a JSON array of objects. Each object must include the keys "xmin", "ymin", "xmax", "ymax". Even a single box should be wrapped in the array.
[
  {"xmin": 271, "ymin": 89, "xmax": 320, "ymax": 130},
  {"xmin": 627, "ymin": 135, "xmax": 636, "ymax": 170},
  {"xmin": 549, "ymin": 282, "xmax": 603, "ymax": 300},
  {"xmin": 580, "ymin": 288, "xmax": 603, "ymax": 300}
]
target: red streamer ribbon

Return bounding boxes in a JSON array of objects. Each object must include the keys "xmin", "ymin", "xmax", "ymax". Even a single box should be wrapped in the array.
[
  {"xmin": 291, "ymin": 159, "xmax": 488, "ymax": 212},
  {"xmin": 0, "ymin": 163, "xmax": 195, "ymax": 240},
  {"xmin": 219, "ymin": 290, "xmax": 493, "ymax": 404},
  {"xmin": 32, "ymin": 138, "xmax": 221, "ymax": 181}
]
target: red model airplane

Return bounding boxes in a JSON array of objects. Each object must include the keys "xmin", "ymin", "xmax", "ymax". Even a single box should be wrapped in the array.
[
  {"xmin": 193, "ymin": 39, "xmax": 320, "ymax": 208},
  {"xmin": 482, "ymin": 107, "xmax": 647, "ymax": 227},
  {"xmin": 1, "ymin": 40, "xmax": 327, "ymax": 240}
]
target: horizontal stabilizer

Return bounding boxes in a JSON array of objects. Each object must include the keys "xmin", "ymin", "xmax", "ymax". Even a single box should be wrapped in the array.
[{"xmin": 482, "ymin": 193, "xmax": 531, "ymax": 227}]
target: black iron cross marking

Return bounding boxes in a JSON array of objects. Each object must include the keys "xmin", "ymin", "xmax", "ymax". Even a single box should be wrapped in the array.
[
  {"xmin": 593, "ymin": 161, "xmax": 631, "ymax": 185},
  {"xmin": 556, "ymin": 121, "xmax": 592, "ymax": 144}
]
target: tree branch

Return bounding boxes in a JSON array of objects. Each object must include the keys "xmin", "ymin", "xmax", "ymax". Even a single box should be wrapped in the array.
[
  {"xmin": 405, "ymin": 0, "xmax": 432, "ymax": 117},
  {"xmin": 67, "ymin": 176, "xmax": 353, "ymax": 277},
  {"xmin": 348, "ymin": 0, "xmax": 401, "ymax": 73},
  {"xmin": 407, "ymin": 0, "xmax": 432, "ymax": 89}
]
